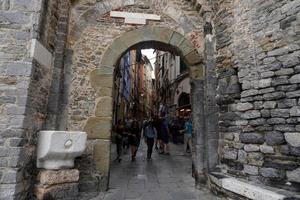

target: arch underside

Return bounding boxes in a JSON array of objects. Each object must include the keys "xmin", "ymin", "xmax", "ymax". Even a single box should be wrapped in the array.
[{"xmin": 87, "ymin": 26, "xmax": 211, "ymax": 190}]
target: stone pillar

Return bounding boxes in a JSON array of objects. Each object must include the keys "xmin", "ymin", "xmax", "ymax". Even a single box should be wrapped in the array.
[
  {"xmin": 34, "ymin": 169, "xmax": 79, "ymax": 200},
  {"xmin": 83, "ymin": 67, "xmax": 114, "ymax": 191},
  {"xmin": 191, "ymin": 79, "xmax": 206, "ymax": 184},
  {"xmin": 203, "ymin": 10, "xmax": 219, "ymax": 172}
]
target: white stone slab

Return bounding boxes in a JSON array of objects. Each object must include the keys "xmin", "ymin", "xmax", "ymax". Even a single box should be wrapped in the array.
[
  {"xmin": 37, "ymin": 131, "xmax": 87, "ymax": 170},
  {"xmin": 125, "ymin": 17, "xmax": 146, "ymax": 25},
  {"xmin": 221, "ymin": 178, "xmax": 286, "ymax": 200},
  {"xmin": 30, "ymin": 39, "xmax": 52, "ymax": 67},
  {"xmin": 110, "ymin": 11, "xmax": 160, "ymax": 25}
]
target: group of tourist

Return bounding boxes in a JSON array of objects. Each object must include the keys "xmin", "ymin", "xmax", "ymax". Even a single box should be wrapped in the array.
[{"xmin": 114, "ymin": 114, "xmax": 193, "ymax": 162}]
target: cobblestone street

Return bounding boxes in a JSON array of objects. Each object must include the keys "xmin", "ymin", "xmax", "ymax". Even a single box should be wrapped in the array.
[{"xmin": 93, "ymin": 143, "xmax": 219, "ymax": 200}]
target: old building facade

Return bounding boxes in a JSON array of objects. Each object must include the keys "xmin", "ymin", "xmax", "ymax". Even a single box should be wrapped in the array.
[
  {"xmin": 0, "ymin": 0, "xmax": 300, "ymax": 199},
  {"xmin": 154, "ymin": 51, "xmax": 191, "ymax": 119}
]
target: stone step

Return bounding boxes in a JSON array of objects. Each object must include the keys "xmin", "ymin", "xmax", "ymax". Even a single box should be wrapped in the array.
[{"xmin": 209, "ymin": 172, "xmax": 300, "ymax": 200}]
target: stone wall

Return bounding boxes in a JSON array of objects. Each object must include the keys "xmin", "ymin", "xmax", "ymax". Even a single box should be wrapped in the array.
[
  {"xmin": 0, "ymin": 0, "xmax": 53, "ymax": 199},
  {"xmin": 0, "ymin": 0, "xmax": 73, "ymax": 198},
  {"xmin": 215, "ymin": 0, "xmax": 300, "ymax": 190},
  {"xmin": 63, "ymin": 0, "xmax": 209, "ymax": 196},
  {"xmin": 3, "ymin": 0, "xmax": 299, "ymax": 198}
]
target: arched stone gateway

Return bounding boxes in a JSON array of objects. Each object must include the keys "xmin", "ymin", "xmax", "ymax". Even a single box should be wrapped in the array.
[
  {"xmin": 57, "ymin": 1, "xmax": 219, "ymax": 195},
  {"xmin": 3, "ymin": 0, "xmax": 299, "ymax": 199},
  {"xmin": 86, "ymin": 26, "xmax": 213, "ymax": 192}
]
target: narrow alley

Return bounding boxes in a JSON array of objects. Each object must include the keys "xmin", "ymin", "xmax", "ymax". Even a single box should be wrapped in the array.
[{"xmin": 93, "ymin": 143, "xmax": 219, "ymax": 200}]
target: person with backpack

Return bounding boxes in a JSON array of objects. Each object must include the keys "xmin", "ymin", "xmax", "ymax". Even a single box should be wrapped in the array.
[{"xmin": 143, "ymin": 120, "xmax": 157, "ymax": 160}]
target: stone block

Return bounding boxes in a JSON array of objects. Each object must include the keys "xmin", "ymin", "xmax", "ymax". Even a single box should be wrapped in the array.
[
  {"xmin": 97, "ymin": 87, "xmax": 112, "ymax": 97},
  {"xmin": 264, "ymin": 158, "xmax": 298, "ymax": 170},
  {"xmin": 244, "ymin": 144, "xmax": 259, "ymax": 152},
  {"xmin": 108, "ymin": 37, "xmax": 129, "ymax": 57},
  {"xmin": 247, "ymin": 153, "xmax": 264, "ymax": 166},
  {"xmin": 94, "ymin": 96, "xmax": 113, "ymax": 117},
  {"xmin": 30, "ymin": 39, "xmax": 53, "ymax": 68},
  {"xmin": 249, "ymin": 118, "xmax": 266, "ymax": 126},
  {"xmin": 221, "ymin": 177, "xmax": 286, "ymax": 200},
  {"xmin": 94, "ymin": 140, "xmax": 110, "ymax": 174},
  {"xmin": 169, "ymin": 31, "xmax": 184, "ymax": 47},
  {"xmin": 189, "ymin": 65, "xmax": 204, "ymax": 80},
  {"xmin": 0, "ymin": 0, "xmax": 9, "ymax": 10},
  {"xmin": 266, "ymin": 118, "xmax": 285, "ymax": 125},
  {"xmin": 263, "ymin": 101, "xmax": 276, "ymax": 109},
  {"xmin": 260, "ymin": 145, "xmax": 274, "ymax": 154},
  {"xmin": 184, "ymin": 50, "xmax": 202, "ymax": 65},
  {"xmin": 84, "ymin": 117, "xmax": 112, "ymax": 139},
  {"xmin": 0, "ymin": 183, "xmax": 25, "ymax": 200},
  {"xmin": 277, "ymin": 99, "xmax": 296, "ymax": 108},
  {"xmin": 235, "ymin": 102, "xmax": 253, "ymax": 111},
  {"xmin": 117, "ymin": 28, "xmax": 145, "ymax": 49},
  {"xmin": 238, "ymin": 150, "xmax": 247, "ymax": 163},
  {"xmin": 286, "ymin": 90, "xmax": 300, "ymax": 98},
  {"xmin": 6, "ymin": 62, "xmax": 32, "ymax": 76},
  {"xmin": 1, "ymin": 169, "xmax": 22, "ymax": 184},
  {"xmin": 240, "ymin": 133, "xmax": 265, "ymax": 144},
  {"xmin": 265, "ymin": 131, "xmax": 285, "ymax": 146},
  {"xmin": 275, "ymin": 68, "xmax": 294, "ymax": 76},
  {"xmin": 110, "ymin": 11, "xmax": 160, "ymax": 25},
  {"xmin": 260, "ymin": 168, "xmax": 284, "ymax": 179},
  {"xmin": 287, "ymin": 168, "xmax": 300, "ymax": 183},
  {"xmin": 243, "ymin": 165, "xmax": 258, "ymax": 175},
  {"xmin": 35, "ymin": 183, "xmax": 79, "ymax": 200},
  {"xmin": 270, "ymin": 109, "xmax": 290, "ymax": 118},
  {"xmin": 284, "ymin": 132, "xmax": 300, "ymax": 147},
  {"xmin": 178, "ymin": 39, "xmax": 195, "ymax": 57},
  {"xmin": 90, "ymin": 69, "xmax": 114, "ymax": 89},
  {"xmin": 37, "ymin": 169, "xmax": 79, "ymax": 187},
  {"xmin": 259, "ymin": 87, "xmax": 275, "ymax": 95},
  {"xmin": 274, "ymin": 125, "xmax": 295, "ymax": 132},
  {"xmin": 263, "ymin": 92, "xmax": 285, "ymax": 100},
  {"xmin": 151, "ymin": 26, "xmax": 173, "ymax": 44},
  {"xmin": 241, "ymin": 89, "xmax": 258, "ymax": 98},
  {"xmin": 241, "ymin": 110, "xmax": 261, "ymax": 119},
  {"xmin": 290, "ymin": 106, "xmax": 300, "ymax": 116},
  {"xmin": 258, "ymin": 78, "xmax": 272, "ymax": 88},
  {"xmin": 100, "ymin": 48, "xmax": 120, "ymax": 67},
  {"xmin": 0, "ymin": 11, "xmax": 30, "ymax": 25}
]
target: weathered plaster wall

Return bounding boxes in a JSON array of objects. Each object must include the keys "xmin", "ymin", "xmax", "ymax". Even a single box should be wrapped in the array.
[{"xmin": 215, "ymin": 0, "xmax": 300, "ymax": 190}]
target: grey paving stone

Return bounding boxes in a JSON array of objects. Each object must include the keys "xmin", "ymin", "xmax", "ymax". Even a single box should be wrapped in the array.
[{"xmin": 92, "ymin": 143, "xmax": 217, "ymax": 200}]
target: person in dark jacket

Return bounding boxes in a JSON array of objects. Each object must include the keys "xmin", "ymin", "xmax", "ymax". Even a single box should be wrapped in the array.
[{"xmin": 129, "ymin": 120, "xmax": 141, "ymax": 161}]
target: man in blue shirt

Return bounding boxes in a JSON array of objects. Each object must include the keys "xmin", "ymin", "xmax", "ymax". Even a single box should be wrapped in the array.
[{"xmin": 143, "ymin": 120, "xmax": 157, "ymax": 160}]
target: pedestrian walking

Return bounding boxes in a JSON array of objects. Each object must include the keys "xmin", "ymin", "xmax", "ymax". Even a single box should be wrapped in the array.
[
  {"xmin": 160, "ymin": 114, "xmax": 170, "ymax": 155},
  {"xmin": 129, "ymin": 120, "xmax": 141, "ymax": 161},
  {"xmin": 123, "ymin": 118, "xmax": 131, "ymax": 150},
  {"xmin": 153, "ymin": 115, "xmax": 162, "ymax": 151},
  {"xmin": 170, "ymin": 116, "xmax": 179, "ymax": 144},
  {"xmin": 143, "ymin": 120, "xmax": 157, "ymax": 160},
  {"xmin": 185, "ymin": 118, "xmax": 193, "ymax": 154},
  {"xmin": 115, "ymin": 120, "xmax": 124, "ymax": 162}
]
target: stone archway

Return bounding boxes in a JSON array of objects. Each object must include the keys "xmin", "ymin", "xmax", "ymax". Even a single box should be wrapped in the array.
[{"xmin": 86, "ymin": 26, "xmax": 208, "ymax": 190}]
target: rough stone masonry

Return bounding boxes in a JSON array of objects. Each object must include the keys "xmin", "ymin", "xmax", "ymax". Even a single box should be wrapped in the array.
[{"xmin": 0, "ymin": 0, "xmax": 299, "ymax": 199}]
